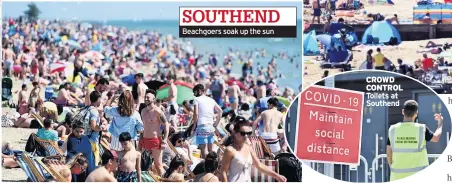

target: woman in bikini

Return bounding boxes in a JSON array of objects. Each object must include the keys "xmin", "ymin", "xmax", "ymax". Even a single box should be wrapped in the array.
[{"xmin": 220, "ymin": 118, "xmax": 287, "ymax": 182}]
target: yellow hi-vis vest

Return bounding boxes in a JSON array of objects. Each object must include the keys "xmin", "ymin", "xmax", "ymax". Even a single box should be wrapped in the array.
[{"xmin": 388, "ymin": 122, "xmax": 429, "ymax": 181}]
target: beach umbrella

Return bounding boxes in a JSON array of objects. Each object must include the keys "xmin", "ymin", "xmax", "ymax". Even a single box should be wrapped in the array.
[
  {"xmin": 145, "ymin": 80, "xmax": 166, "ymax": 92},
  {"xmin": 226, "ymin": 78, "xmax": 247, "ymax": 90},
  {"xmin": 156, "ymin": 81, "xmax": 195, "ymax": 105},
  {"xmin": 275, "ymin": 96, "xmax": 291, "ymax": 107},
  {"xmin": 50, "ymin": 61, "xmax": 67, "ymax": 74},
  {"xmin": 84, "ymin": 50, "xmax": 105, "ymax": 60}
]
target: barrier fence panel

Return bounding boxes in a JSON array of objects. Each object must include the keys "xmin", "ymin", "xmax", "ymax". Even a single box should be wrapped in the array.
[
  {"xmin": 305, "ymin": 155, "xmax": 369, "ymax": 183},
  {"xmin": 371, "ymin": 154, "xmax": 441, "ymax": 183}
]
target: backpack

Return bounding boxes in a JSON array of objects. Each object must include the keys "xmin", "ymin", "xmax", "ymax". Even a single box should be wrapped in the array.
[
  {"xmin": 275, "ymin": 153, "xmax": 303, "ymax": 182},
  {"xmin": 72, "ymin": 106, "xmax": 94, "ymax": 136}
]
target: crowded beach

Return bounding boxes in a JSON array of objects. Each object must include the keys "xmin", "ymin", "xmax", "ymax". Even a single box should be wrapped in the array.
[
  {"xmin": 1, "ymin": 13, "xmax": 302, "ymax": 183},
  {"xmin": 302, "ymin": 0, "xmax": 452, "ymax": 92}
]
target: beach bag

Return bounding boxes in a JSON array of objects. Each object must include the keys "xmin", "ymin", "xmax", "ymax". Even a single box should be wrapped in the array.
[
  {"xmin": 73, "ymin": 106, "xmax": 93, "ymax": 136},
  {"xmin": 275, "ymin": 153, "xmax": 303, "ymax": 182},
  {"xmin": 141, "ymin": 150, "xmax": 153, "ymax": 171}
]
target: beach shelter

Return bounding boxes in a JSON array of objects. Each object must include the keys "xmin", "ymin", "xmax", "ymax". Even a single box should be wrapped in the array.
[
  {"xmin": 303, "ymin": 30, "xmax": 320, "ymax": 56},
  {"xmin": 361, "ymin": 21, "xmax": 401, "ymax": 45},
  {"xmin": 156, "ymin": 81, "xmax": 194, "ymax": 105}
]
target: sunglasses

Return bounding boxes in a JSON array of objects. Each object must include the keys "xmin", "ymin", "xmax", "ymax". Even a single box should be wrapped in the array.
[
  {"xmin": 177, "ymin": 139, "xmax": 185, "ymax": 143},
  {"xmin": 239, "ymin": 131, "xmax": 252, "ymax": 136}
]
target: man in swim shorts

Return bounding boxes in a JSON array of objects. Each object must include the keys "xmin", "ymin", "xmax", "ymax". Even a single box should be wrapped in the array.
[
  {"xmin": 253, "ymin": 97, "xmax": 284, "ymax": 154},
  {"xmin": 312, "ymin": 0, "xmax": 321, "ymax": 24},
  {"xmin": 227, "ymin": 81, "xmax": 241, "ymax": 112},
  {"xmin": 140, "ymin": 89, "xmax": 169, "ymax": 177},
  {"xmin": 192, "ymin": 84, "xmax": 223, "ymax": 158}
]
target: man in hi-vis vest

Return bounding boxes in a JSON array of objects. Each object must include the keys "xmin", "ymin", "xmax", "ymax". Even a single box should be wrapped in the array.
[{"xmin": 386, "ymin": 100, "xmax": 443, "ymax": 181}]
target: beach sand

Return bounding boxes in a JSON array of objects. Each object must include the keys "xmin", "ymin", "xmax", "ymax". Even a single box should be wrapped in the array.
[
  {"xmin": 2, "ymin": 78, "xmax": 45, "ymax": 182},
  {"xmin": 303, "ymin": 38, "xmax": 452, "ymax": 88},
  {"xmin": 304, "ymin": 0, "xmax": 417, "ymax": 24}
]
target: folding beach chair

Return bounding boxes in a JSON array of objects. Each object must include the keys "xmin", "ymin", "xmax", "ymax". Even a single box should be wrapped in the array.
[
  {"xmin": 16, "ymin": 153, "xmax": 47, "ymax": 182},
  {"xmin": 177, "ymin": 114, "xmax": 191, "ymax": 132},
  {"xmin": 141, "ymin": 171, "xmax": 160, "ymax": 182},
  {"xmin": 99, "ymin": 136, "xmax": 111, "ymax": 156},
  {"xmin": 251, "ymin": 159, "xmax": 280, "ymax": 182},
  {"xmin": 29, "ymin": 112, "xmax": 44, "ymax": 128},
  {"xmin": 248, "ymin": 136, "xmax": 274, "ymax": 160},
  {"xmin": 36, "ymin": 158, "xmax": 67, "ymax": 182},
  {"xmin": 31, "ymin": 133, "xmax": 64, "ymax": 156},
  {"xmin": 166, "ymin": 139, "xmax": 196, "ymax": 179}
]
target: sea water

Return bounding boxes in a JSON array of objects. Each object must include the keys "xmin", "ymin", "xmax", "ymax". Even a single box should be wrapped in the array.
[{"xmin": 99, "ymin": 20, "xmax": 303, "ymax": 91}]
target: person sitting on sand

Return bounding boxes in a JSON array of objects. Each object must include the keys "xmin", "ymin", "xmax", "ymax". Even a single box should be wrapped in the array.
[
  {"xmin": 86, "ymin": 150, "xmax": 119, "ymax": 182},
  {"xmin": 194, "ymin": 151, "xmax": 220, "ymax": 182},
  {"xmin": 37, "ymin": 118, "xmax": 58, "ymax": 142},
  {"xmin": 2, "ymin": 142, "xmax": 20, "ymax": 168},
  {"xmin": 163, "ymin": 156, "xmax": 186, "ymax": 182},
  {"xmin": 171, "ymin": 132, "xmax": 202, "ymax": 171},
  {"xmin": 56, "ymin": 112, "xmax": 73, "ymax": 137},
  {"xmin": 422, "ymin": 13, "xmax": 432, "ymax": 24},
  {"xmin": 422, "ymin": 53, "xmax": 434, "ymax": 71},
  {"xmin": 56, "ymin": 83, "xmax": 79, "ymax": 106},
  {"xmin": 386, "ymin": 14, "xmax": 399, "ymax": 24}
]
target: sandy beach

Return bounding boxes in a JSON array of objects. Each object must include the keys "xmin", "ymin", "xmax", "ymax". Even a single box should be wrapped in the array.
[
  {"xmin": 303, "ymin": 38, "xmax": 452, "ymax": 88},
  {"xmin": 304, "ymin": 0, "xmax": 417, "ymax": 24}
]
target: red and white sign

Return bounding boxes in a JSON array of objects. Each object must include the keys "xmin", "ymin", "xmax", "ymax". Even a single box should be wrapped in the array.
[{"xmin": 295, "ymin": 85, "xmax": 364, "ymax": 165}]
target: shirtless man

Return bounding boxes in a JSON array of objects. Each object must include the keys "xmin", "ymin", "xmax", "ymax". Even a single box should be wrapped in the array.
[
  {"xmin": 117, "ymin": 132, "xmax": 141, "ymax": 182},
  {"xmin": 256, "ymin": 80, "xmax": 266, "ymax": 100},
  {"xmin": 3, "ymin": 44, "xmax": 15, "ymax": 77},
  {"xmin": 18, "ymin": 84, "xmax": 29, "ymax": 115},
  {"xmin": 227, "ymin": 82, "xmax": 241, "ymax": 112},
  {"xmin": 57, "ymin": 83, "xmax": 78, "ymax": 106},
  {"xmin": 163, "ymin": 74, "xmax": 178, "ymax": 129},
  {"xmin": 140, "ymin": 90, "xmax": 169, "ymax": 177},
  {"xmin": 252, "ymin": 97, "xmax": 284, "ymax": 154},
  {"xmin": 135, "ymin": 73, "xmax": 148, "ymax": 109},
  {"xmin": 86, "ymin": 150, "xmax": 119, "ymax": 182}
]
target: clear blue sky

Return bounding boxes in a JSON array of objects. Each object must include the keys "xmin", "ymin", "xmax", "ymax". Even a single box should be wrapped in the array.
[{"xmin": 3, "ymin": 1, "xmax": 302, "ymax": 21}]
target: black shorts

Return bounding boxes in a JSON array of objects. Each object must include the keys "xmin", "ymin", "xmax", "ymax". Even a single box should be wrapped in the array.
[{"xmin": 375, "ymin": 66, "xmax": 385, "ymax": 70}]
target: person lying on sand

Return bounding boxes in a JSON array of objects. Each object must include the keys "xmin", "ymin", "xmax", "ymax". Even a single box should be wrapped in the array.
[
  {"xmin": 2, "ymin": 142, "xmax": 20, "ymax": 168},
  {"xmin": 386, "ymin": 14, "xmax": 399, "ymax": 24}
]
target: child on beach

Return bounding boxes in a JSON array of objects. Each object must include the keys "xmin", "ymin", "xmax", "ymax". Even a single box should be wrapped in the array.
[{"xmin": 117, "ymin": 132, "xmax": 142, "ymax": 182}]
